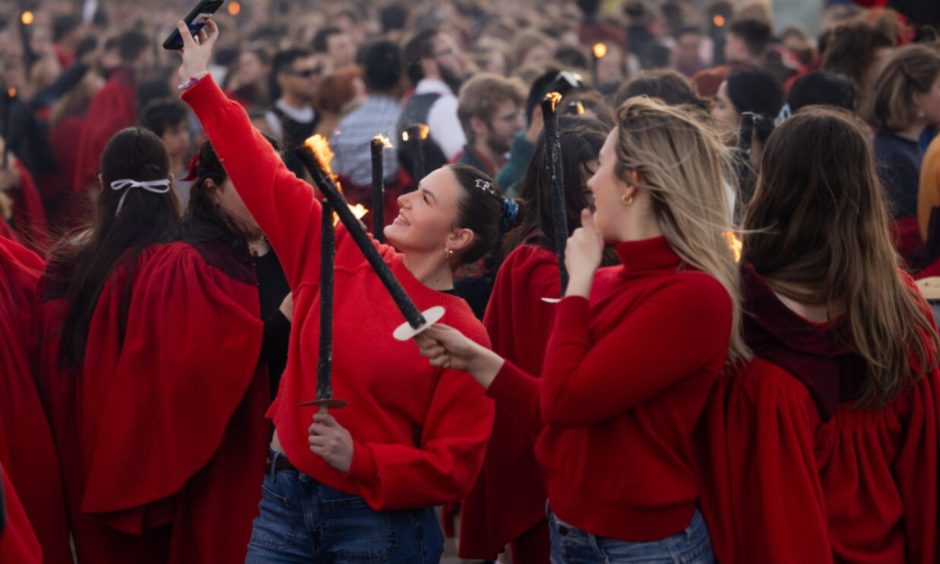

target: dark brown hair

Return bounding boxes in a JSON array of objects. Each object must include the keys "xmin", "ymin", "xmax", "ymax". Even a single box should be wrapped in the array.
[
  {"xmin": 49, "ymin": 128, "xmax": 180, "ymax": 369},
  {"xmin": 743, "ymin": 107, "xmax": 939, "ymax": 406},
  {"xmin": 450, "ymin": 163, "xmax": 507, "ymax": 265},
  {"xmin": 868, "ymin": 44, "xmax": 940, "ymax": 132}
]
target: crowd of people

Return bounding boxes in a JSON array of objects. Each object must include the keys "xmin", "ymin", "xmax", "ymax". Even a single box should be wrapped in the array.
[{"xmin": 0, "ymin": 0, "xmax": 939, "ymax": 562}]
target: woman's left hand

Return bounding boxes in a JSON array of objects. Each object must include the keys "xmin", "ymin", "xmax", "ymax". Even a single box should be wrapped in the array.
[
  {"xmin": 308, "ymin": 412, "xmax": 354, "ymax": 473},
  {"xmin": 564, "ymin": 208, "xmax": 603, "ymax": 298}
]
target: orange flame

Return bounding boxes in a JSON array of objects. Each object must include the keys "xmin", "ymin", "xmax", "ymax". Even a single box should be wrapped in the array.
[
  {"xmin": 713, "ymin": 14, "xmax": 726, "ymax": 28},
  {"xmin": 373, "ymin": 134, "xmax": 393, "ymax": 149},
  {"xmin": 724, "ymin": 231, "xmax": 742, "ymax": 263},
  {"xmin": 592, "ymin": 43, "xmax": 608, "ymax": 59},
  {"xmin": 20, "ymin": 11, "xmax": 34, "ymax": 25},
  {"xmin": 417, "ymin": 124, "xmax": 430, "ymax": 141},
  {"xmin": 304, "ymin": 135, "xmax": 368, "ymax": 221},
  {"xmin": 227, "ymin": 1, "xmax": 241, "ymax": 15},
  {"xmin": 573, "ymin": 101, "xmax": 585, "ymax": 115},
  {"xmin": 545, "ymin": 91, "xmax": 562, "ymax": 112},
  {"xmin": 6, "ymin": 88, "xmax": 15, "ymax": 98}
]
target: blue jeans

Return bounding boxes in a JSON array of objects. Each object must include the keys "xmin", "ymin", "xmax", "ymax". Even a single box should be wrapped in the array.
[
  {"xmin": 245, "ymin": 453, "xmax": 443, "ymax": 563},
  {"xmin": 547, "ymin": 508, "xmax": 714, "ymax": 564}
]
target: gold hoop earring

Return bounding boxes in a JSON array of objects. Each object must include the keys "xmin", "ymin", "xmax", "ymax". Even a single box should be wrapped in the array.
[
  {"xmin": 621, "ymin": 193, "xmax": 634, "ymax": 207},
  {"xmin": 444, "ymin": 247, "xmax": 454, "ymax": 258}
]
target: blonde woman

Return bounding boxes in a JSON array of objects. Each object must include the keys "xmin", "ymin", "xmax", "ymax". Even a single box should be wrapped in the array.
[{"xmin": 417, "ymin": 97, "xmax": 744, "ymax": 563}]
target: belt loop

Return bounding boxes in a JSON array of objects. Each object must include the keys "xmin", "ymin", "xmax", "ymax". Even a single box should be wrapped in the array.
[{"xmin": 270, "ymin": 450, "xmax": 281, "ymax": 481}]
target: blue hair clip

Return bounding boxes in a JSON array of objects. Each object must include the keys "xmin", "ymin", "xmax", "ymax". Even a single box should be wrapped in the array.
[{"xmin": 501, "ymin": 197, "xmax": 519, "ymax": 233}]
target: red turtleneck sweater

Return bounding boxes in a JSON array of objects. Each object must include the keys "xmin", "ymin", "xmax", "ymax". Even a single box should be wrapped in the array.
[{"xmin": 487, "ymin": 236, "xmax": 732, "ymax": 541}]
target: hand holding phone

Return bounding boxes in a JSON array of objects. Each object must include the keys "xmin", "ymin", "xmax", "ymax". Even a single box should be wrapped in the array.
[
  {"xmin": 163, "ymin": 0, "xmax": 224, "ymax": 51},
  {"xmin": 177, "ymin": 19, "xmax": 219, "ymax": 81}
]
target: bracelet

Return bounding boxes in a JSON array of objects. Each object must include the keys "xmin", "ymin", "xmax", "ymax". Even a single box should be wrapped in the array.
[{"xmin": 178, "ymin": 71, "xmax": 209, "ymax": 91}]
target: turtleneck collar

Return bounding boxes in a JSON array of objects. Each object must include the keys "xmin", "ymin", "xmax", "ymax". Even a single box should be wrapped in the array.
[{"xmin": 614, "ymin": 237, "xmax": 682, "ymax": 277}]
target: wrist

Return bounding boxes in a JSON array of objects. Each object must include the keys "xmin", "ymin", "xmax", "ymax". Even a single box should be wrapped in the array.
[
  {"xmin": 565, "ymin": 274, "xmax": 594, "ymax": 298},
  {"xmin": 178, "ymin": 71, "xmax": 209, "ymax": 91},
  {"xmin": 468, "ymin": 346, "xmax": 504, "ymax": 390}
]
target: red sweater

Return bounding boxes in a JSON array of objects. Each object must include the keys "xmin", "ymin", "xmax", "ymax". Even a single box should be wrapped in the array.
[
  {"xmin": 700, "ymin": 266, "xmax": 939, "ymax": 563},
  {"xmin": 459, "ymin": 243, "xmax": 559, "ymax": 558},
  {"xmin": 36, "ymin": 242, "xmax": 269, "ymax": 564},
  {"xmin": 488, "ymin": 236, "xmax": 732, "ymax": 541},
  {"xmin": 183, "ymin": 76, "xmax": 494, "ymax": 511}
]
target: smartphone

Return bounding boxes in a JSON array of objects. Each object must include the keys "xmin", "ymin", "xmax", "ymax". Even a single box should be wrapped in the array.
[{"xmin": 162, "ymin": 0, "xmax": 224, "ymax": 51}]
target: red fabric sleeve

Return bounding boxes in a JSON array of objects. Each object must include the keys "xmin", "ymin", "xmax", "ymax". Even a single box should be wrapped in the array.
[
  {"xmin": 540, "ymin": 278, "xmax": 731, "ymax": 427},
  {"xmin": 714, "ymin": 361, "xmax": 833, "ymax": 562},
  {"xmin": 485, "ymin": 361, "xmax": 542, "ymax": 433},
  {"xmin": 0, "ymin": 467, "xmax": 42, "ymax": 564},
  {"xmin": 79, "ymin": 244, "xmax": 263, "ymax": 530},
  {"xmin": 182, "ymin": 77, "xmax": 324, "ymax": 290},
  {"xmin": 345, "ymin": 326, "xmax": 495, "ymax": 510},
  {"xmin": 892, "ymin": 370, "xmax": 939, "ymax": 562}
]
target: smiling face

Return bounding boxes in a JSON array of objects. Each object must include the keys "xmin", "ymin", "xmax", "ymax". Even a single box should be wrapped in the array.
[{"xmin": 385, "ymin": 167, "xmax": 465, "ymax": 254}]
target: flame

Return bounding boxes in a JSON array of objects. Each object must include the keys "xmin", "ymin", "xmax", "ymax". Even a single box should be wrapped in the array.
[
  {"xmin": 227, "ymin": 1, "xmax": 241, "ymax": 15},
  {"xmin": 417, "ymin": 124, "xmax": 430, "ymax": 141},
  {"xmin": 545, "ymin": 91, "xmax": 562, "ymax": 112},
  {"xmin": 373, "ymin": 134, "xmax": 393, "ymax": 149},
  {"xmin": 6, "ymin": 87, "xmax": 15, "ymax": 98},
  {"xmin": 573, "ymin": 101, "xmax": 585, "ymax": 115},
  {"xmin": 20, "ymin": 11, "xmax": 34, "ymax": 25},
  {"xmin": 304, "ymin": 134, "xmax": 369, "ymax": 222},
  {"xmin": 592, "ymin": 43, "xmax": 608, "ymax": 59},
  {"xmin": 724, "ymin": 231, "xmax": 742, "ymax": 263},
  {"xmin": 712, "ymin": 14, "xmax": 726, "ymax": 28},
  {"xmin": 401, "ymin": 131, "xmax": 409, "ymax": 142}
]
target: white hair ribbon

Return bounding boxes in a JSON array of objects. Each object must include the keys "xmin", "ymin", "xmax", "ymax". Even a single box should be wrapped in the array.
[{"xmin": 109, "ymin": 178, "xmax": 171, "ymax": 215}]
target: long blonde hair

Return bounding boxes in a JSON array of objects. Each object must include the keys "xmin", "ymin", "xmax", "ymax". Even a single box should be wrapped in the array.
[
  {"xmin": 744, "ymin": 107, "xmax": 939, "ymax": 407},
  {"xmin": 614, "ymin": 96, "xmax": 748, "ymax": 362}
]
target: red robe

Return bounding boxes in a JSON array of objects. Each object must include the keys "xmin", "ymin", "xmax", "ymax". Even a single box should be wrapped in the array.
[
  {"xmin": 36, "ymin": 240, "xmax": 269, "ymax": 564},
  {"xmin": 0, "ymin": 466, "xmax": 42, "ymax": 564},
  {"xmin": 9, "ymin": 160, "xmax": 49, "ymax": 253},
  {"xmin": 456, "ymin": 243, "xmax": 558, "ymax": 560},
  {"xmin": 72, "ymin": 68, "xmax": 137, "ymax": 194},
  {"xmin": 0, "ymin": 236, "xmax": 71, "ymax": 564},
  {"xmin": 699, "ymin": 265, "xmax": 939, "ymax": 562}
]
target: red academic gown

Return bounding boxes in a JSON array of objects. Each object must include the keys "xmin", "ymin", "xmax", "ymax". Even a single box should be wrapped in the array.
[
  {"xmin": 36, "ymin": 240, "xmax": 269, "ymax": 564},
  {"xmin": 0, "ymin": 236, "xmax": 71, "ymax": 564},
  {"xmin": 183, "ymin": 76, "xmax": 494, "ymax": 512},
  {"xmin": 9, "ymin": 160, "xmax": 49, "ymax": 253},
  {"xmin": 0, "ymin": 466, "xmax": 43, "ymax": 564},
  {"xmin": 699, "ymin": 265, "xmax": 939, "ymax": 563},
  {"xmin": 72, "ymin": 68, "xmax": 137, "ymax": 193},
  {"xmin": 457, "ymin": 242, "xmax": 559, "ymax": 561}
]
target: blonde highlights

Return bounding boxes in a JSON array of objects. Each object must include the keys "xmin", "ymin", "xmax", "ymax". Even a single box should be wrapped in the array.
[{"xmin": 613, "ymin": 96, "xmax": 748, "ymax": 362}]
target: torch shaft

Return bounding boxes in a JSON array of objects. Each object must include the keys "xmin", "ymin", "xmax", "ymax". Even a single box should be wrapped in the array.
[
  {"xmin": 540, "ymin": 97, "xmax": 569, "ymax": 293},
  {"xmin": 317, "ymin": 199, "xmax": 335, "ymax": 401},
  {"xmin": 370, "ymin": 138, "xmax": 385, "ymax": 242}
]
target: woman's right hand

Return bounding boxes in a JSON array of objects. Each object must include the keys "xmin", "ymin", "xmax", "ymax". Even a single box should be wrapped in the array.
[
  {"xmin": 177, "ymin": 18, "xmax": 219, "ymax": 82},
  {"xmin": 414, "ymin": 324, "xmax": 504, "ymax": 389}
]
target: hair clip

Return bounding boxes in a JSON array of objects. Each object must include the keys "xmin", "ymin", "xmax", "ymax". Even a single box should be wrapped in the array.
[
  {"xmin": 475, "ymin": 178, "xmax": 496, "ymax": 196},
  {"xmin": 500, "ymin": 196, "xmax": 519, "ymax": 233}
]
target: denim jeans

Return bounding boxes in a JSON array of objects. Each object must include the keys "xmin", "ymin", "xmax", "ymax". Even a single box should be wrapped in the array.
[
  {"xmin": 244, "ymin": 452, "xmax": 443, "ymax": 563},
  {"xmin": 547, "ymin": 508, "xmax": 714, "ymax": 564}
]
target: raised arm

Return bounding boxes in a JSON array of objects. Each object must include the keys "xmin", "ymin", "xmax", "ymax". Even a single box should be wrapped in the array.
[{"xmin": 177, "ymin": 21, "xmax": 322, "ymax": 288}]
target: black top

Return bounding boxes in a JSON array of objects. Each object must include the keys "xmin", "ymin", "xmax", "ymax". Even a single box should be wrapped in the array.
[
  {"xmin": 255, "ymin": 248, "xmax": 291, "ymax": 398},
  {"xmin": 874, "ymin": 130, "xmax": 922, "ymax": 220}
]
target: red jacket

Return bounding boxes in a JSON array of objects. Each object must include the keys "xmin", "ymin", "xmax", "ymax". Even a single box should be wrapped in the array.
[
  {"xmin": 488, "ymin": 237, "xmax": 732, "ymax": 541},
  {"xmin": 36, "ymin": 241, "xmax": 269, "ymax": 564},
  {"xmin": 73, "ymin": 68, "xmax": 137, "ymax": 194},
  {"xmin": 699, "ymin": 265, "xmax": 939, "ymax": 562},
  {"xmin": 0, "ymin": 236, "xmax": 70, "ymax": 564},
  {"xmin": 183, "ymin": 76, "xmax": 495, "ymax": 511},
  {"xmin": 458, "ymin": 243, "xmax": 559, "ymax": 559}
]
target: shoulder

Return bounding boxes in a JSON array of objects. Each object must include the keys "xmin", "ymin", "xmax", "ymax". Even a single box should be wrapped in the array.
[
  {"xmin": 652, "ymin": 269, "xmax": 733, "ymax": 317},
  {"xmin": 441, "ymin": 295, "xmax": 490, "ymax": 347},
  {"xmin": 730, "ymin": 357, "xmax": 821, "ymax": 419}
]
